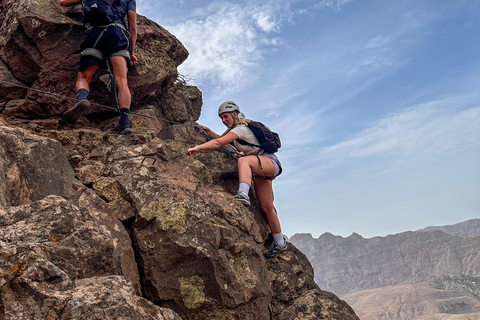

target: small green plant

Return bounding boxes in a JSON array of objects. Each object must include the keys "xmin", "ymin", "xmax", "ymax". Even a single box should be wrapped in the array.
[{"xmin": 429, "ymin": 275, "xmax": 480, "ymax": 297}]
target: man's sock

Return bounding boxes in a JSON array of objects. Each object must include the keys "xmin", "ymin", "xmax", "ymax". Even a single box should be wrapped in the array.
[
  {"xmin": 238, "ymin": 182, "xmax": 250, "ymax": 196},
  {"xmin": 119, "ymin": 108, "xmax": 130, "ymax": 127},
  {"xmin": 76, "ymin": 88, "xmax": 89, "ymax": 102},
  {"xmin": 273, "ymin": 232, "xmax": 285, "ymax": 246}
]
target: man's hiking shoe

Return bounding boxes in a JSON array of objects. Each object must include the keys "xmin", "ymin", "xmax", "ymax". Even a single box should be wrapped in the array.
[
  {"xmin": 264, "ymin": 233, "xmax": 274, "ymax": 249},
  {"xmin": 62, "ymin": 99, "xmax": 93, "ymax": 124},
  {"xmin": 264, "ymin": 236, "xmax": 287, "ymax": 259},
  {"xmin": 112, "ymin": 124, "xmax": 132, "ymax": 135},
  {"xmin": 234, "ymin": 191, "xmax": 251, "ymax": 205}
]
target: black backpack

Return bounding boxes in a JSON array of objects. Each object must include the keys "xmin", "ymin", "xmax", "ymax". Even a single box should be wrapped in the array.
[
  {"xmin": 236, "ymin": 121, "xmax": 281, "ymax": 153},
  {"xmin": 82, "ymin": 0, "xmax": 121, "ymax": 26}
]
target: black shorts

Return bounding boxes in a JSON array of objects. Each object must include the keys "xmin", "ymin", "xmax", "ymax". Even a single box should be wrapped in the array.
[{"xmin": 79, "ymin": 25, "xmax": 132, "ymax": 71}]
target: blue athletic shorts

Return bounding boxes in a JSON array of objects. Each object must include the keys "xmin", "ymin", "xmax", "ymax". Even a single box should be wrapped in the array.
[{"xmin": 79, "ymin": 25, "xmax": 132, "ymax": 71}]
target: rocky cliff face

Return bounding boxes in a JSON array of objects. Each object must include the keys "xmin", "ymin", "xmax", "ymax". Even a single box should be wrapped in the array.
[{"xmin": 0, "ymin": 1, "xmax": 358, "ymax": 319}]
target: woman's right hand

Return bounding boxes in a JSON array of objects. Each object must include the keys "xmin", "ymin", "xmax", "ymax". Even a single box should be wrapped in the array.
[{"xmin": 187, "ymin": 146, "xmax": 198, "ymax": 156}]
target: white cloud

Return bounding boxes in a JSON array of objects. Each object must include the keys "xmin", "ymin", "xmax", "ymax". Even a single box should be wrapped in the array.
[
  {"xmin": 164, "ymin": 0, "xmax": 361, "ymax": 93},
  {"xmin": 365, "ymin": 34, "xmax": 393, "ymax": 48},
  {"xmin": 314, "ymin": 0, "xmax": 356, "ymax": 11},
  {"xmin": 319, "ymin": 98, "xmax": 480, "ymax": 171},
  {"xmin": 166, "ymin": 2, "xmax": 294, "ymax": 93}
]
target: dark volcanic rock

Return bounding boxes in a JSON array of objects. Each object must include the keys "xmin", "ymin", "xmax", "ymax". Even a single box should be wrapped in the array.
[
  {"xmin": 0, "ymin": 126, "xmax": 74, "ymax": 207},
  {"xmin": 0, "ymin": 196, "xmax": 179, "ymax": 319}
]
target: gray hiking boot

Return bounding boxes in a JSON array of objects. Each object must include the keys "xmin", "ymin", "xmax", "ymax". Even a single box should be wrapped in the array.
[
  {"xmin": 234, "ymin": 191, "xmax": 251, "ymax": 205},
  {"xmin": 112, "ymin": 123, "xmax": 132, "ymax": 135},
  {"xmin": 62, "ymin": 99, "xmax": 94, "ymax": 124},
  {"xmin": 264, "ymin": 236, "xmax": 287, "ymax": 259}
]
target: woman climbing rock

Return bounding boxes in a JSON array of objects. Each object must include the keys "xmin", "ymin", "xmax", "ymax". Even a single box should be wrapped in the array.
[{"xmin": 187, "ymin": 101, "xmax": 287, "ymax": 258}]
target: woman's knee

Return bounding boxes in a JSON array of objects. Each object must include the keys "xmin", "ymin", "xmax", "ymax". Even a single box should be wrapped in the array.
[{"xmin": 237, "ymin": 156, "xmax": 251, "ymax": 167}]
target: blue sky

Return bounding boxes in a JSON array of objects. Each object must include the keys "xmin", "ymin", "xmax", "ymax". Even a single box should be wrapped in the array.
[{"xmin": 137, "ymin": 0, "xmax": 480, "ymax": 238}]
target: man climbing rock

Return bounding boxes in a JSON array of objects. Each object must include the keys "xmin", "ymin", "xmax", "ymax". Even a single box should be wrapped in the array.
[{"xmin": 60, "ymin": 0, "xmax": 138, "ymax": 134}]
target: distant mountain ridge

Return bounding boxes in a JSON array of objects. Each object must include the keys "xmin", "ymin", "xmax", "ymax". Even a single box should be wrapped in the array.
[
  {"xmin": 417, "ymin": 219, "xmax": 480, "ymax": 237},
  {"xmin": 290, "ymin": 219, "xmax": 480, "ymax": 319},
  {"xmin": 290, "ymin": 229, "xmax": 480, "ymax": 295}
]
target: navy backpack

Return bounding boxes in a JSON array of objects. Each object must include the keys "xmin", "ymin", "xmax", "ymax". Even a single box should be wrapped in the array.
[
  {"xmin": 236, "ymin": 121, "xmax": 281, "ymax": 154},
  {"xmin": 82, "ymin": 0, "xmax": 121, "ymax": 26}
]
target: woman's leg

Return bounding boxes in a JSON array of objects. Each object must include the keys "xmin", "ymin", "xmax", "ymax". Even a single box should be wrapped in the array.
[
  {"xmin": 237, "ymin": 155, "xmax": 275, "ymax": 185},
  {"xmin": 235, "ymin": 155, "xmax": 276, "ymax": 204},
  {"xmin": 254, "ymin": 178, "xmax": 281, "ymax": 234},
  {"xmin": 254, "ymin": 178, "xmax": 286, "ymax": 259}
]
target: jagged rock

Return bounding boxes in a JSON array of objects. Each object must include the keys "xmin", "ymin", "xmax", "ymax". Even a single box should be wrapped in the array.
[
  {"xmin": 157, "ymin": 84, "xmax": 203, "ymax": 123},
  {"xmin": 0, "ymin": 127, "xmax": 361, "ymax": 320},
  {"xmin": 60, "ymin": 276, "xmax": 182, "ymax": 320},
  {"xmin": 0, "ymin": 196, "xmax": 181, "ymax": 319},
  {"xmin": 68, "ymin": 179, "xmax": 142, "ymax": 296},
  {"xmin": 46, "ymin": 124, "xmax": 359, "ymax": 319},
  {"xmin": 0, "ymin": 126, "xmax": 74, "ymax": 207},
  {"xmin": 268, "ymin": 246, "xmax": 359, "ymax": 320}
]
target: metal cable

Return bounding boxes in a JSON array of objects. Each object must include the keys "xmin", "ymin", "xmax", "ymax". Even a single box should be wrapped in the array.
[{"xmin": 0, "ymin": 78, "xmax": 187, "ymax": 124}]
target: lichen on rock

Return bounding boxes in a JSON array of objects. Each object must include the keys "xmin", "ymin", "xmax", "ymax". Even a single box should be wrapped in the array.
[
  {"xmin": 229, "ymin": 254, "xmax": 258, "ymax": 289},
  {"xmin": 180, "ymin": 275, "xmax": 206, "ymax": 309},
  {"xmin": 93, "ymin": 177, "xmax": 123, "ymax": 202},
  {"xmin": 139, "ymin": 198, "xmax": 187, "ymax": 234}
]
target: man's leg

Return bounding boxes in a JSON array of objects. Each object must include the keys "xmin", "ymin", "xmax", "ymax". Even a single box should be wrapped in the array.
[
  {"xmin": 63, "ymin": 65, "xmax": 98, "ymax": 124},
  {"xmin": 75, "ymin": 64, "xmax": 98, "ymax": 93},
  {"xmin": 110, "ymin": 55, "xmax": 132, "ymax": 134}
]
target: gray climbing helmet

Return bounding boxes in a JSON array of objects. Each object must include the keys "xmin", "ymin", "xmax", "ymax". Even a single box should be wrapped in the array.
[{"xmin": 218, "ymin": 101, "xmax": 240, "ymax": 116}]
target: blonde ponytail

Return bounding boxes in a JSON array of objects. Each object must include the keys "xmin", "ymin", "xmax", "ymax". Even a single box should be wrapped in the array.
[{"xmin": 237, "ymin": 119, "xmax": 251, "ymax": 126}]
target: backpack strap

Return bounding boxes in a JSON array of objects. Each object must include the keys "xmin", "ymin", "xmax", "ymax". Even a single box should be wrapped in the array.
[{"xmin": 236, "ymin": 139, "xmax": 260, "ymax": 149}]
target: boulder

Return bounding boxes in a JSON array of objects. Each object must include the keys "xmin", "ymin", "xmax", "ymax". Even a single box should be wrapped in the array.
[
  {"xmin": 0, "ymin": 196, "xmax": 181, "ymax": 319},
  {"xmin": 0, "ymin": 126, "xmax": 74, "ymax": 207},
  {"xmin": 49, "ymin": 125, "xmax": 359, "ymax": 319}
]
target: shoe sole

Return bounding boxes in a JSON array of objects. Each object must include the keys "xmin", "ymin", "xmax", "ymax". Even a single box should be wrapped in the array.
[
  {"xmin": 265, "ymin": 244, "xmax": 287, "ymax": 259},
  {"xmin": 234, "ymin": 197, "xmax": 251, "ymax": 205},
  {"xmin": 112, "ymin": 127, "xmax": 132, "ymax": 135},
  {"xmin": 62, "ymin": 100, "xmax": 93, "ymax": 124}
]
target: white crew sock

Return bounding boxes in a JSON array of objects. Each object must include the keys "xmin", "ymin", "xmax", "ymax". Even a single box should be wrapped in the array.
[
  {"xmin": 238, "ymin": 182, "xmax": 250, "ymax": 196},
  {"xmin": 273, "ymin": 232, "xmax": 285, "ymax": 246}
]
